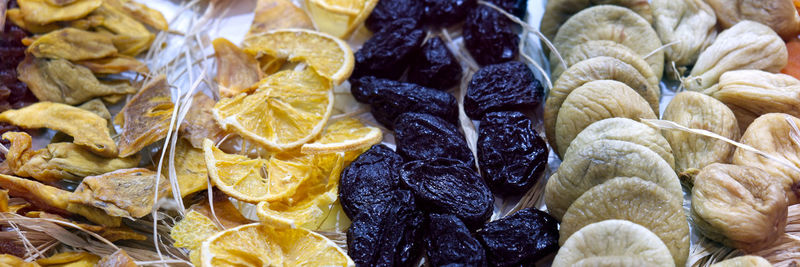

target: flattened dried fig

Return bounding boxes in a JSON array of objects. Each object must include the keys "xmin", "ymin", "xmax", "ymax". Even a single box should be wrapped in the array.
[
  {"xmin": 709, "ymin": 70, "xmax": 800, "ymax": 132},
  {"xmin": 565, "ymin": 118, "xmax": 675, "ymax": 171},
  {"xmin": 651, "ymin": 0, "xmax": 717, "ymax": 67},
  {"xmin": 662, "ymin": 92, "xmax": 739, "ymax": 182},
  {"xmin": 706, "ymin": 0, "xmax": 800, "ymax": 38},
  {"xmin": 553, "ymin": 220, "xmax": 675, "ymax": 267},
  {"xmin": 552, "ymin": 40, "xmax": 659, "ymax": 87},
  {"xmin": 541, "ymin": 0, "xmax": 652, "ymax": 42},
  {"xmin": 709, "ymin": 256, "xmax": 771, "ymax": 267},
  {"xmin": 691, "ymin": 164, "xmax": 787, "ymax": 252},
  {"xmin": 554, "ymin": 80, "xmax": 656, "ymax": 157}
]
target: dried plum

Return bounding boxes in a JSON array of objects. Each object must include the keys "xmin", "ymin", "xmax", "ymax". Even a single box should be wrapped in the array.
[
  {"xmin": 351, "ymin": 77, "xmax": 458, "ymax": 129},
  {"xmin": 476, "ymin": 208, "xmax": 560, "ymax": 266},
  {"xmin": 422, "ymin": 0, "xmax": 476, "ymax": 27},
  {"xmin": 339, "ymin": 144, "xmax": 404, "ymax": 218},
  {"xmin": 352, "ymin": 19, "xmax": 425, "ymax": 80},
  {"xmin": 400, "ymin": 157, "xmax": 493, "ymax": 228},
  {"xmin": 365, "ymin": 0, "xmax": 424, "ymax": 33},
  {"xmin": 425, "ymin": 213, "xmax": 488, "ymax": 267},
  {"xmin": 395, "ymin": 112, "xmax": 474, "ymax": 167},
  {"xmin": 407, "ymin": 37, "xmax": 463, "ymax": 90},
  {"xmin": 478, "ymin": 111, "xmax": 547, "ymax": 195},
  {"xmin": 465, "ymin": 61, "xmax": 542, "ymax": 119},
  {"xmin": 463, "ymin": 5, "xmax": 519, "ymax": 66}
]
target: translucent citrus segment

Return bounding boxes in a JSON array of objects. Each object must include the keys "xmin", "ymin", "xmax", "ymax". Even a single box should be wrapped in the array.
[
  {"xmin": 243, "ymin": 29, "xmax": 354, "ymax": 85},
  {"xmin": 204, "ymin": 139, "xmax": 271, "ymax": 203},
  {"xmin": 316, "ymin": 200, "xmax": 352, "ymax": 232},
  {"xmin": 301, "ymin": 118, "xmax": 382, "ymax": 154},
  {"xmin": 306, "ymin": 0, "xmax": 378, "ymax": 39},
  {"xmin": 200, "ymin": 223, "xmax": 354, "ymax": 267},
  {"xmin": 213, "ymin": 68, "xmax": 334, "ymax": 151},
  {"xmin": 171, "ymin": 210, "xmax": 220, "ymax": 252}
]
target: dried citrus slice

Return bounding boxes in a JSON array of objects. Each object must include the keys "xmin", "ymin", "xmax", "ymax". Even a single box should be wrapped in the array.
[
  {"xmin": 243, "ymin": 29, "xmax": 354, "ymax": 85},
  {"xmin": 213, "ymin": 68, "xmax": 334, "ymax": 151},
  {"xmin": 306, "ymin": 0, "xmax": 378, "ymax": 39},
  {"xmin": 171, "ymin": 210, "xmax": 222, "ymax": 265},
  {"xmin": 200, "ymin": 223, "xmax": 354, "ymax": 267},
  {"xmin": 300, "ymin": 118, "xmax": 382, "ymax": 154}
]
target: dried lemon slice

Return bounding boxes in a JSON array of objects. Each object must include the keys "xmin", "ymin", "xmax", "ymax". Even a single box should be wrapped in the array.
[
  {"xmin": 213, "ymin": 68, "xmax": 334, "ymax": 151},
  {"xmin": 306, "ymin": 0, "xmax": 378, "ymax": 39},
  {"xmin": 243, "ymin": 29, "xmax": 354, "ymax": 85},
  {"xmin": 199, "ymin": 223, "xmax": 354, "ymax": 267},
  {"xmin": 301, "ymin": 118, "xmax": 382, "ymax": 154}
]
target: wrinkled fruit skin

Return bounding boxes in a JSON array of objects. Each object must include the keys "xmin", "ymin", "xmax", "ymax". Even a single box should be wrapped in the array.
[
  {"xmin": 478, "ymin": 111, "xmax": 547, "ymax": 195},
  {"xmin": 347, "ymin": 190, "xmax": 425, "ymax": 267},
  {"xmin": 408, "ymin": 37, "xmax": 463, "ymax": 90},
  {"xmin": 477, "ymin": 208, "xmax": 560, "ymax": 266},
  {"xmin": 465, "ymin": 61, "xmax": 542, "ymax": 119},
  {"xmin": 339, "ymin": 144, "xmax": 404, "ymax": 219},
  {"xmin": 365, "ymin": 0, "xmax": 424, "ymax": 33},
  {"xmin": 425, "ymin": 213, "xmax": 488, "ymax": 267},
  {"xmin": 351, "ymin": 77, "xmax": 458, "ymax": 129},
  {"xmin": 488, "ymin": 0, "xmax": 527, "ymax": 18},
  {"xmin": 400, "ymin": 158, "xmax": 494, "ymax": 228},
  {"xmin": 422, "ymin": 0, "xmax": 476, "ymax": 27},
  {"xmin": 395, "ymin": 112, "xmax": 474, "ymax": 167},
  {"xmin": 463, "ymin": 5, "xmax": 519, "ymax": 66},
  {"xmin": 352, "ymin": 19, "xmax": 425, "ymax": 80}
]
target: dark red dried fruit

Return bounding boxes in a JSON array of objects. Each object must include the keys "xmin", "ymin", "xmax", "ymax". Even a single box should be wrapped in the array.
[
  {"xmin": 400, "ymin": 157, "xmax": 493, "ymax": 228},
  {"xmin": 365, "ymin": 0, "xmax": 423, "ymax": 33},
  {"xmin": 0, "ymin": 10, "xmax": 37, "ymax": 162},
  {"xmin": 425, "ymin": 213, "xmax": 488, "ymax": 267},
  {"xmin": 478, "ymin": 111, "xmax": 547, "ymax": 195},
  {"xmin": 463, "ymin": 5, "xmax": 519, "ymax": 66},
  {"xmin": 422, "ymin": 0, "xmax": 476, "ymax": 27},
  {"xmin": 484, "ymin": 0, "xmax": 526, "ymax": 18},
  {"xmin": 339, "ymin": 144, "xmax": 404, "ymax": 219},
  {"xmin": 476, "ymin": 208, "xmax": 560, "ymax": 266},
  {"xmin": 407, "ymin": 37, "xmax": 462, "ymax": 90},
  {"xmin": 395, "ymin": 112, "xmax": 474, "ymax": 168},
  {"xmin": 465, "ymin": 61, "xmax": 542, "ymax": 119},
  {"xmin": 352, "ymin": 18, "xmax": 425, "ymax": 80},
  {"xmin": 351, "ymin": 77, "xmax": 458, "ymax": 129}
]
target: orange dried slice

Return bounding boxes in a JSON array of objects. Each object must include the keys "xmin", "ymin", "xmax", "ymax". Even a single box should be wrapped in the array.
[
  {"xmin": 301, "ymin": 118, "xmax": 382, "ymax": 154},
  {"xmin": 306, "ymin": 0, "xmax": 378, "ymax": 38}
]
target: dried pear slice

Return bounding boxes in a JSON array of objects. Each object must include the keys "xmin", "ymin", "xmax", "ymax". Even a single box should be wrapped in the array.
[
  {"xmin": 552, "ymin": 220, "xmax": 675, "ymax": 267},
  {"xmin": 116, "ymin": 75, "xmax": 174, "ymax": 157},
  {"xmin": 213, "ymin": 38, "xmax": 263, "ymax": 98},
  {"xmin": 553, "ymin": 40, "xmax": 659, "ymax": 89},
  {"xmin": 554, "ymin": 80, "xmax": 656, "ymax": 157},
  {"xmin": 70, "ymin": 168, "xmax": 169, "ymax": 218},
  {"xmin": 560, "ymin": 177, "xmax": 690, "ymax": 266},
  {"xmin": 0, "ymin": 102, "xmax": 117, "ymax": 157},
  {"xmin": 27, "ymin": 28, "xmax": 117, "ymax": 61},
  {"xmin": 541, "ymin": 0, "xmax": 652, "ymax": 42},
  {"xmin": 709, "ymin": 70, "xmax": 800, "ymax": 132},
  {"xmin": 564, "ymin": 118, "xmax": 675, "ymax": 170},
  {"xmin": 545, "ymin": 140, "xmax": 681, "ymax": 220},
  {"xmin": 18, "ymin": 0, "xmax": 102, "ymax": 25}
]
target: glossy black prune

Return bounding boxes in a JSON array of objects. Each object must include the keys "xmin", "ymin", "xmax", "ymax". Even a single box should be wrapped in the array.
[
  {"xmin": 339, "ymin": 144, "xmax": 404, "ymax": 219},
  {"xmin": 422, "ymin": 0, "xmax": 475, "ymax": 27},
  {"xmin": 425, "ymin": 213, "xmax": 488, "ymax": 267},
  {"xmin": 463, "ymin": 5, "xmax": 519, "ymax": 66},
  {"xmin": 407, "ymin": 37, "xmax": 463, "ymax": 90},
  {"xmin": 351, "ymin": 77, "xmax": 459, "ymax": 129},
  {"xmin": 476, "ymin": 208, "xmax": 560, "ymax": 267},
  {"xmin": 484, "ymin": 0, "xmax": 526, "ymax": 18},
  {"xmin": 478, "ymin": 111, "xmax": 547, "ymax": 195},
  {"xmin": 465, "ymin": 61, "xmax": 542, "ymax": 119},
  {"xmin": 395, "ymin": 113, "xmax": 474, "ymax": 167},
  {"xmin": 352, "ymin": 19, "xmax": 425, "ymax": 80},
  {"xmin": 365, "ymin": 0, "xmax": 424, "ymax": 33},
  {"xmin": 400, "ymin": 158, "xmax": 493, "ymax": 228}
]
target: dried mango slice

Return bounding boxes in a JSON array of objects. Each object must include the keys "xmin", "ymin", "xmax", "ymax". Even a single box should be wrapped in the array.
[
  {"xmin": 96, "ymin": 250, "xmax": 137, "ymax": 267},
  {"xmin": 0, "ymin": 254, "xmax": 38, "ymax": 266},
  {"xmin": 18, "ymin": 0, "xmax": 102, "ymax": 25},
  {"xmin": 247, "ymin": 0, "xmax": 314, "ymax": 39},
  {"xmin": 70, "ymin": 168, "xmax": 169, "ymax": 218},
  {"xmin": 300, "ymin": 118, "xmax": 382, "ymax": 154},
  {"xmin": 76, "ymin": 55, "xmax": 149, "ymax": 74},
  {"xmin": 179, "ymin": 93, "xmax": 226, "ymax": 149},
  {"xmin": 27, "ymin": 28, "xmax": 117, "ymax": 61},
  {"xmin": 0, "ymin": 102, "xmax": 118, "ymax": 157},
  {"xmin": 0, "ymin": 190, "xmax": 8, "ymax": 212},
  {"xmin": 105, "ymin": 0, "xmax": 168, "ymax": 31},
  {"xmin": 116, "ymin": 75, "xmax": 174, "ymax": 157},
  {"xmin": 36, "ymin": 252, "xmax": 100, "ymax": 267},
  {"xmin": 26, "ymin": 211, "xmax": 146, "ymax": 242},
  {"xmin": 163, "ymin": 139, "xmax": 208, "ymax": 198},
  {"xmin": 306, "ymin": 0, "xmax": 378, "ymax": 38},
  {"xmin": 213, "ymin": 38, "xmax": 263, "ymax": 97},
  {"xmin": 3, "ymin": 132, "xmax": 67, "ymax": 184},
  {"xmin": 51, "ymin": 99, "xmax": 116, "ymax": 143},
  {"xmin": 92, "ymin": 2, "xmax": 154, "ymax": 56},
  {"xmin": 5, "ymin": 8, "xmax": 60, "ymax": 33}
]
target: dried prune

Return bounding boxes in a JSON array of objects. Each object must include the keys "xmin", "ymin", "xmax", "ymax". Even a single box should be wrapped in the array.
[
  {"xmin": 352, "ymin": 19, "xmax": 425, "ymax": 80},
  {"xmin": 400, "ymin": 157, "xmax": 493, "ymax": 228},
  {"xmin": 339, "ymin": 144, "xmax": 404, "ymax": 218},
  {"xmin": 422, "ymin": 0, "xmax": 476, "ymax": 27},
  {"xmin": 407, "ymin": 37, "xmax": 463, "ymax": 90},
  {"xmin": 463, "ymin": 5, "xmax": 519, "ymax": 66},
  {"xmin": 365, "ymin": 0, "xmax": 424, "ymax": 33},
  {"xmin": 476, "ymin": 208, "xmax": 560, "ymax": 266},
  {"xmin": 351, "ymin": 77, "xmax": 458, "ymax": 129},
  {"xmin": 425, "ymin": 213, "xmax": 488, "ymax": 267},
  {"xmin": 395, "ymin": 113, "xmax": 474, "ymax": 167},
  {"xmin": 465, "ymin": 61, "xmax": 542, "ymax": 119},
  {"xmin": 478, "ymin": 111, "xmax": 547, "ymax": 195}
]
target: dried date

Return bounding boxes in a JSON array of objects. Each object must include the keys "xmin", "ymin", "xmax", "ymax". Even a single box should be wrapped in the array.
[
  {"xmin": 476, "ymin": 208, "xmax": 560, "ymax": 266},
  {"xmin": 463, "ymin": 5, "xmax": 519, "ymax": 66},
  {"xmin": 407, "ymin": 37, "xmax": 463, "ymax": 90},
  {"xmin": 365, "ymin": 0, "xmax": 424, "ymax": 33},
  {"xmin": 465, "ymin": 61, "xmax": 542, "ymax": 119},
  {"xmin": 338, "ymin": 144, "xmax": 404, "ymax": 218},
  {"xmin": 425, "ymin": 213, "xmax": 488, "ymax": 267},
  {"xmin": 351, "ymin": 77, "xmax": 458, "ymax": 129},
  {"xmin": 351, "ymin": 19, "xmax": 425, "ymax": 80},
  {"xmin": 422, "ymin": 0, "xmax": 475, "ymax": 27},
  {"xmin": 478, "ymin": 111, "xmax": 547, "ymax": 195},
  {"xmin": 395, "ymin": 112, "xmax": 474, "ymax": 167}
]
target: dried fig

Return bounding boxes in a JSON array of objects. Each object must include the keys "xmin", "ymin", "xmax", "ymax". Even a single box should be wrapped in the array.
[
  {"xmin": 691, "ymin": 164, "xmax": 787, "ymax": 252},
  {"xmin": 651, "ymin": 0, "xmax": 717, "ymax": 67},
  {"xmin": 708, "ymin": 70, "xmax": 800, "ymax": 132},
  {"xmin": 662, "ymin": 91, "xmax": 740, "ymax": 182},
  {"xmin": 709, "ymin": 256, "xmax": 771, "ymax": 267},
  {"xmin": 706, "ymin": 0, "xmax": 800, "ymax": 38},
  {"xmin": 565, "ymin": 118, "xmax": 675, "ymax": 170},
  {"xmin": 685, "ymin": 21, "xmax": 787, "ymax": 92},
  {"xmin": 554, "ymin": 80, "xmax": 656, "ymax": 157},
  {"xmin": 552, "ymin": 40, "xmax": 659, "ymax": 88},
  {"xmin": 553, "ymin": 220, "xmax": 675, "ymax": 267},
  {"xmin": 540, "ymin": 0, "xmax": 652, "ymax": 42}
]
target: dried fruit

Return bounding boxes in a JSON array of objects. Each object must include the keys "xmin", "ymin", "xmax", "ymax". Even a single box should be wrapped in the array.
[
  {"xmin": 425, "ymin": 213, "xmax": 487, "ymax": 267},
  {"xmin": 541, "ymin": 0, "xmax": 653, "ymax": 42},
  {"xmin": 706, "ymin": 0, "xmax": 800, "ymax": 37},
  {"xmin": 565, "ymin": 118, "xmax": 675, "ymax": 170},
  {"xmin": 422, "ymin": 0, "xmax": 475, "ymax": 27},
  {"xmin": 305, "ymin": 0, "xmax": 378, "ymax": 38},
  {"xmin": 407, "ymin": 37, "xmax": 462, "ymax": 90},
  {"xmin": 0, "ymin": 19, "xmax": 37, "ymax": 115},
  {"xmin": 339, "ymin": 144, "xmax": 403, "ymax": 218},
  {"xmin": 651, "ymin": 0, "xmax": 717, "ymax": 67},
  {"xmin": 75, "ymin": 55, "xmax": 149, "ymax": 74},
  {"xmin": 395, "ymin": 113, "xmax": 474, "ymax": 167},
  {"xmin": 465, "ymin": 61, "xmax": 542, "ymax": 119},
  {"xmin": 104, "ymin": 0, "xmax": 168, "ymax": 31},
  {"xmin": 364, "ymin": 0, "xmax": 423, "ymax": 32},
  {"xmin": 97, "ymin": 250, "xmax": 137, "ymax": 267},
  {"xmin": 70, "ymin": 168, "xmax": 169, "ymax": 218},
  {"xmin": 92, "ymin": 2, "xmax": 155, "ymax": 57},
  {"xmin": 478, "ymin": 111, "xmax": 547, "ymax": 195},
  {"xmin": 400, "ymin": 158, "xmax": 493, "ymax": 228},
  {"xmin": 300, "ymin": 118, "xmax": 382, "ymax": 155},
  {"xmin": 551, "ymin": 40, "xmax": 659, "ymax": 88},
  {"xmin": 213, "ymin": 38, "xmax": 263, "ymax": 97},
  {"xmin": 246, "ymin": 0, "xmax": 313, "ymax": 38},
  {"xmin": 708, "ymin": 70, "xmax": 800, "ymax": 132},
  {"xmin": 162, "ymin": 139, "xmax": 208, "ymax": 198},
  {"xmin": 691, "ymin": 164, "xmax": 787, "ymax": 252},
  {"xmin": 178, "ymin": 93, "xmax": 226, "ymax": 149},
  {"xmin": 17, "ymin": 0, "xmax": 102, "ymax": 25},
  {"xmin": 463, "ymin": 5, "xmax": 519, "ymax": 66},
  {"xmin": 27, "ymin": 27, "xmax": 117, "ymax": 61},
  {"xmin": 351, "ymin": 18, "xmax": 424, "ymax": 80},
  {"xmin": 552, "ymin": 220, "xmax": 674, "ymax": 267},
  {"xmin": 116, "ymin": 75, "xmax": 174, "ymax": 157},
  {"xmin": 350, "ymin": 76, "xmax": 458, "ymax": 129},
  {"xmin": 710, "ymin": 256, "xmax": 772, "ymax": 267},
  {"xmin": 36, "ymin": 252, "xmax": 100, "ymax": 266},
  {"xmin": 476, "ymin": 208, "xmax": 559, "ymax": 266}
]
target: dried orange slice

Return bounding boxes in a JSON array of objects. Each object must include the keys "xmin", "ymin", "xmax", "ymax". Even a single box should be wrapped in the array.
[
  {"xmin": 199, "ymin": 223, "xmax": 354, "ymax": 267},
  {"xmin": 306, "ymin": 0, "xmax": 378, "ymax": 39},
  {"xmin": 243, "ymin": 29, "xmax": 354, "ymax": 85},
  {"xmin": 301, "ymin": 118, "xmax": 382, "ymax": 154},
  {"xmin": 212, "ymin": 68, "xmax": 334, "ymax": 151},
  {"xmin": 171, "ymin": 210, "xmax": 222, "ymax": 265}
]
